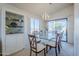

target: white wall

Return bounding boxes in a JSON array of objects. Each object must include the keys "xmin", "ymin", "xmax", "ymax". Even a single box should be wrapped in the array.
[
  {"xmin": 49, "ymin": 4, "xmax": 74, "ymax": 44},
  {"xmin": 74, "ymin": 3, "xmax": 79, "ymax": 56}
]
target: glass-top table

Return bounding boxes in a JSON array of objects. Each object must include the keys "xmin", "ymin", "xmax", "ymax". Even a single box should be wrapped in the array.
[{"xmin": 36, "ymin": 35, "xmax": 56, "ymax": 45}]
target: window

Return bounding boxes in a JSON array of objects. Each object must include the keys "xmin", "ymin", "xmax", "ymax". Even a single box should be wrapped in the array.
[
  {"xmin": 48, "ymin": 21, "xmax": 55, "ymax": 39},
  {"xmin": 47, "ymin": 18, "xmax": 67, "ymax": 42},
  {"xmin": 30, "ymin": 18, "xmax": 39, "ymax": 35}
]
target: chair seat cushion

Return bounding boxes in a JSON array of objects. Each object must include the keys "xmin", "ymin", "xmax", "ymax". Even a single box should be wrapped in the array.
[
  {"xmin": 37, "ymin": 43, "xmax": 45, "ymax": 52},
  {"xmin": 32, "ymin": 43, "xmax": 45, "ymax": 52}
]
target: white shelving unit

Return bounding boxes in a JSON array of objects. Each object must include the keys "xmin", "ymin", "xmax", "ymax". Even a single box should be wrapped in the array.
[{"xmin": 1, "ymin": 8, "xmax": 25, "ymax": 55}]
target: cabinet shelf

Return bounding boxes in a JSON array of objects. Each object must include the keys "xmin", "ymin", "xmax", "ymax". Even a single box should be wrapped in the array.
[{"xmin": 8, "ymin": 26, "xmax": 23, "ymax": 28}]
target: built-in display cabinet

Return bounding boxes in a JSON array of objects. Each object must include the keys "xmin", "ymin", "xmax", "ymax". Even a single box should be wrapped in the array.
[
  {"xmin": 5, "ymin": 11, "xmax": 25, "ymax": 55},
  {"xmin": 0, "ymin": 9, "xmax": 25, "ymax": 55}
]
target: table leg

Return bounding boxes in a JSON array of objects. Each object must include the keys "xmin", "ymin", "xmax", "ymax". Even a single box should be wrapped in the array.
[{"xmin": 46, "ymin": 45, "xmax": 48, "ymax": 53}]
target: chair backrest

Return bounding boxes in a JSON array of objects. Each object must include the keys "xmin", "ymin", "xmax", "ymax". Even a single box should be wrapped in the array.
[
  {"xmin": 55, "ymin": 32, "xmax": 63, "ymax": 47},
  {"xmin": 59, "ymin": 32, "xmax": 63, "ymax": 44},
  {"xmin": 28, "ymin": 34, "xmax": 37, "ymax": 51},
  {"xmin": 55, "ymin": 33, "xmax": 60, "ymax": 46},
  {"xmin": 59, "ymin": 32, "xmax": 63, "ymax": 40}
]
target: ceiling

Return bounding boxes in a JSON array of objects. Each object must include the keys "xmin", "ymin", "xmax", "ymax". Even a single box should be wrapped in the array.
[{"xmin": 9, "ymin": 3, "xmax": 73, "ymax": 16}]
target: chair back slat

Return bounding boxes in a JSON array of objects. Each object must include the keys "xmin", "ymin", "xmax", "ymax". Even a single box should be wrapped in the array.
[
  {"xmin": 28, "ymin": 34, "xmax": 37, "ymax": 50},
  {"xmin": 58, "ymin": 32, "xmax": 63, "ymax": 45},
  {"xmin": 55, "ymin": 32, "xmax": 63, "ymax": 47},
  {"xmin": 55, "ymin": 33, "xmax": 60, "ymax": 46}
]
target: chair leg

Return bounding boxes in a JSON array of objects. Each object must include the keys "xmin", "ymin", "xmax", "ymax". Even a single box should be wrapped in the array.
[
  {"xmin": 30, "ymin": 49, "xmax": 32, "ymax": 56},
  {"xmin": 61, "ymin": 45, "xmax": 62, "ymax": 48},
  {"xmin": 49, "ymin": 46, "xmax": 52, "ymax": 50},
  {"xmin": 60, "ymin": 43, "xmax": 62, "ymax": 48},
  {"xmin": 58, "ymin": 45, "xmax": 60, "ymax": 53},
  {"xmin": 55, "ymin": 48, "xmax": 57, "ymax": 56},
  {"xmin": 44, "ymin": 48, "xmax": 46, "ymax": 56},
  {"xmin": 36, "ymin": 53, "xmax": 37, "ymax": 56},
  {"xmin": 46, "ymin": 45, "xmax": 48, "ymax": 53}
]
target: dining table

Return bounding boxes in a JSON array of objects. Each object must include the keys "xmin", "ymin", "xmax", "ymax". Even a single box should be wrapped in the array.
[
  {"xmin": 37, "ymin": 35, "xmax": 56, "ymax": 44},
  {"xmin": 36, "ymin": 35, "xmax": 56, "ymax": 53}
]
